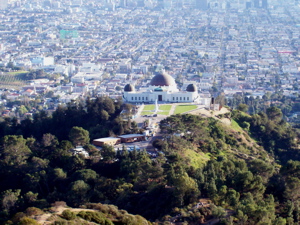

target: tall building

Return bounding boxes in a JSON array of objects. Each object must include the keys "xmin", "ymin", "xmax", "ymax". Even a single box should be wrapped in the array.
[
  {"xmin": 164, "ymin": 0, "xmax": 173, "ymax": 9},
  {"xmin": 137, "ymin": 0, "xmax": 145, "ymax": 7},
  {"xmin": 157, "ymin": 0, "xmax": 164, "ymax": 9},
  {"xmin": 209, "ymin": 1, "xmax": 220, "ymax": 9},
  {"xmin": 183, "ymin": 0, "xmax": 193, "ymax": 8},
  {"xmin": 246, "ymin": 1, "xmax": 252, "ymax": 8},
  {"xmin": 0, "ymin": 0, "xmax": 8, "ymax": 9},
  {"xmin": 261, "ymin": 0, "xmax": 268, "ymax": 8},
  {"xmin": 253, "ymin": 0, "xmax": 259, "ymax": 7},
  {"xmin": 173, "ymin": 0, "xmax": 183, "ymax": 8},
  {"xmin": 43, "ymin": 0, "xmax": 52, "ymax": 8},
  {"xmin": 119, "ymin": 0, "xmax": 127, "ymax": 7},
  {"xmin": 71, "ymin": 0, "xmax": 82, "ymax": 6},
  {"xmin": 238, "ymin": 0, "xmax": 246, "ymax": 10},
  {"xmin": 195, "ymin": 0, "xmax": 207, "ymax": 10}
]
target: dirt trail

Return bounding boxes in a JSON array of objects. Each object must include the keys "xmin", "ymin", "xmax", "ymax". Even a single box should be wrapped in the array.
[
  {"xmin": 35, "ymin": 206, "xmax": 97, "ymax": 225},
  {"xmin": 190, "ymin": 107, "xmax": 231, "ymax": 125}
]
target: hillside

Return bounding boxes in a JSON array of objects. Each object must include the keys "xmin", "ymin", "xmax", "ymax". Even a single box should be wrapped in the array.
[
  {"xmin": 0, "ymin": 102, "xmax": 300, "ymax": 224},
  {"xmin": 9, "ymin": 202, "xmax": 150, "ymax": 225}
]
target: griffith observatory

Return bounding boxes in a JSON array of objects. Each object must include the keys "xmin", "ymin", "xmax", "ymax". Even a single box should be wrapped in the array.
[{"xmin": 123, "ymin": 72, "xmax": 200, "ymax": 103}]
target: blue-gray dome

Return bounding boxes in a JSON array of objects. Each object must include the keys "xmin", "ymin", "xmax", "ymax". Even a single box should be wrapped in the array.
[
  {"xmin": 124, "ymin": 84, "xmax": 135, "ymax": 92},
  {"xmin": 186, "ymin": 84, "xmax": 197, "ymax": 92}
]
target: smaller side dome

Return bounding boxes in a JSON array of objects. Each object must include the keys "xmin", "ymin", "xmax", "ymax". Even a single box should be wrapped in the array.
[
  {"xmin": 124, "ymin": 84, "xmax": 135, "ymax": 92},
  {"xmin": 186, "ymin": 84, "xmax": 197, "ymax": 92}
]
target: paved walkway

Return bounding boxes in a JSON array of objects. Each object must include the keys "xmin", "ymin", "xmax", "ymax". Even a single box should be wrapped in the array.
[{"xmin": 169, "ymin": 104, "xmax": 176, "ymax": 115}]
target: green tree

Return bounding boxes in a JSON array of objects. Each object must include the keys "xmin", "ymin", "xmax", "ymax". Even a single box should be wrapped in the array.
[
  {"xmin": 172, "ymin": 172, "xmax": 200, "ymax": 206},
  {"xmin": 68, "ymin": 180, "xmax": 90, "ymax": 205},
  {"xmin": 53, "ymin": 168, "xmax": 67, "ymax": 181},
  {"xmin": 18, "ymin": 105, "xmax": 28, "ymax": 116},
  {"xmin": 226, "ymin": 189, "xmax": 240, "ymax": 207},
  {"xmin": 101, "ymin": 144, "xmax": 116, "ymax": 162},
  {"xmin": 1, "ymin": 189, "xmax": 21, "ymax": 213},
  {"xmin": 41, "ymin": 133, "xmax": 59, "ymax": 148},
  {"xmin": 100, "ymin": 110, "xmax": 110, "ymax": 121},
  {"xmin": 237, "ymin": 103, "xmax": 249, "ymax": 112},
  {"xmin": 68, "ymin": 126, "xmax": 90, "ymax": 146},
  {"xmin": 211, "ymin": 205, "xmax": 226, "ymax": 219},
  {"xmin": 85, "ymin": 144, "xmax": 100, "ymax": 157},
  {"xmin": 266, "ymin": 106, "xmax": 282, "ymax": 122},
  {"xmin": 102, "ymin": 97, "xmax": 115, "ymax": 114},
  {"xmin": 71, "ymin": 169, "xmax": 98, "ymax": 184},
  {"xmin": 273, "ymin": 217, "xmax": 286, "ymax": 225},
  {"xmin": 0, "ymin": 135, "xmax": 31, "ymax": 167}
]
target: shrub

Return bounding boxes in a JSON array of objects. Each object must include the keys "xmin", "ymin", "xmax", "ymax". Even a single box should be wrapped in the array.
[
  {"xmin": 18, "ymin": 217, "xmax": 39, "ymax": 225},
  {"xmin": 11, "ymin": 212, "xmax": 26, "ymax": 224},
  {"xmin": 51, "ymin": 201, "xmax": 67, "ymax": 208},
  {"xmin": 107, "ymin": 205, "xmax": 120, "ymax": 217},
  {"xmin": 52, "ymin": 221, "xmax": 67, "ymax": 225},
  {"xmin": 85, "ymin": 203, "xmax": 108, "ymax": 213},
  {"xmin": 61, "ymin": 210, "xmax": 76, "ymax": 220},
  {"xmin": 25, "ymin": 207, "xmax": 44, "ymax": 216},
  {"xmin": 77, "ymin": 211, "xmax": 113, "ymax": 225}
]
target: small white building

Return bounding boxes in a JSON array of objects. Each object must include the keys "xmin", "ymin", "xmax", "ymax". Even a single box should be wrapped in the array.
[{"xmin": 71, "ymin": 146, "xmax": 89, "ymax": 158}]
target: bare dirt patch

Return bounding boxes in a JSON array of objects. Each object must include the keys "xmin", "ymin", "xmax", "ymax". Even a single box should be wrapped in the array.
[
  {"xmin": 189, "ymin": 107, "xmax": 231, "ymax": 125},
  {"xmin": 35, "ymin": 206, "xmax": 97, "ymax": 224}
]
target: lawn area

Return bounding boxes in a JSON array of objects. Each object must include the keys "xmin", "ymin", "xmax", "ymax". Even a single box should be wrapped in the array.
[
  {"xmin": 159, "ymin": 105, "xmax": 171, "ymax": 111},
  {"xmin": 141, "ymin": 111, "xmax": 154, "ymax": 116},
  {"xmin": 158, "ymin": 111, "xmax": 169, "ymax": 115},
  {"xmin": 174, "ymin": 105, "xmax": 197, "ymax": 114},
  {"xmin": 7, "ymin": 71, "xmax": 28, "ymax": 75},
  {"xmin": 0, "ymin": 74, "xmax": 27, "ymax": 89},
  {"xmin": 231, "ymin": 119, "xmax": 243, "ymax": 132},
  {"xmin": 143, "ymin": 105, "xmax": 155, "ymax": 111}
]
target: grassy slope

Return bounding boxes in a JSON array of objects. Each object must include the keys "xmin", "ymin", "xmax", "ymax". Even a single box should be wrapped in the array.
[
  {"xmin": 231, "ymin": 119, "xmax": 244, "ymax": 132},
  {"xmin": 223, "ymin": 119, "xmax": 273, "ymax": 163},
  {"xmin": 174, "ymin": 105, "xmax": 197, "ymax": 114},
  {"xmin": 178, "ymin": 116, "xmax": 274, "ymax": 170},
  {"xmin": 185, "ymin": 148, "xmax": 210, "ymax": 168}
]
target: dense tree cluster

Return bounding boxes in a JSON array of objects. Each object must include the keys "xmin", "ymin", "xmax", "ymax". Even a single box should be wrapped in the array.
[
  {"xmin": 157, "ymin": 113, "xmax": 300, "ymax": 224},
  {"xmin": 0, "ymin": 96, "xmax": 130, "ymax": 141},
  {"xmin": 232, "ymin": 106, "xmax": 300, "ymax": 163},
  {"xmin": 226, "ymin": 92, "xmax": 300, "ymax": 118},
  {"xmin": 0, "ymin": 102, "xmax": 300, "ymax": 224}
]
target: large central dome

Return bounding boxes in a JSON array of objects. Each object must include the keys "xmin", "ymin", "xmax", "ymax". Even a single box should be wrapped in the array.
[{"xmin": 150, "ymin": 72, "xmax": 176, "ymax": 86}]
